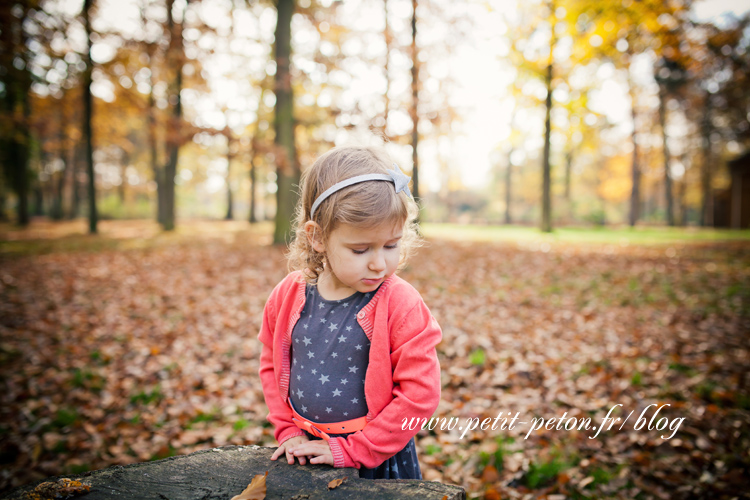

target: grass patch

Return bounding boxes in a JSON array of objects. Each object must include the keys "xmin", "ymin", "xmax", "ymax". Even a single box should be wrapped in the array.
[
  {"xmin": 130, "ymin": 386, "xmax": 164, "ymax": 406},
  {"xmin": 53, "ymin": 408, "xmax": 79, "ymax": 429},
  {"xmin": 469, "ymin": 348, "xmax": 486, "ymax": 366},
  {"xmin": 421, "ymin": 223, "xmax": 750, "ymax": 245},
  {"xmin": 233, "ymin": 419, "xmax": 249, "ymax": 431},
  {"xmin": 424, "ymin": 443, "xmax": 442, "ymax": 456},
  {"xmin": 668, "ymin": 362, "xmax": 696, "ymax": 376},
  {"xmin": 525, "ymin": 454, "xmax": 569, "ymax": 488}
]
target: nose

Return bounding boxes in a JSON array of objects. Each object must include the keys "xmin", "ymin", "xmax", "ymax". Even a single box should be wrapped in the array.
[{"xmin": 368, "ymin": 249, "xmax": 386, "ymax": 272}]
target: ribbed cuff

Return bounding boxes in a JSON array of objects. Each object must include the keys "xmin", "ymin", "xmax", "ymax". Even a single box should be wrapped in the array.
[{"xmin": 328, "ymin": 437, "xmax": 353, "ymax": 468}]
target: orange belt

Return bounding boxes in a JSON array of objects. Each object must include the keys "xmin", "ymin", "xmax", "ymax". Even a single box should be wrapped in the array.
[{"xmin": 289, "ymin": 399, "xmax": 367, "ymax": 441}]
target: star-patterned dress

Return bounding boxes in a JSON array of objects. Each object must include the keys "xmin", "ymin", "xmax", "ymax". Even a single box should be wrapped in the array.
[{"xmin": 288, "ymin": 283, "xmax": 422, "ymax": 479}]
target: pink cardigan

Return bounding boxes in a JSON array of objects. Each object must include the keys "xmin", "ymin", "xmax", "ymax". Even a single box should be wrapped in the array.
[{"xmin": 258, "ymin": 270, "xmax": 442, "ymax": 469}]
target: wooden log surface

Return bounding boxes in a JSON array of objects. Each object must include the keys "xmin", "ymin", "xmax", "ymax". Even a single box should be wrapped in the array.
[{"xmin": 2, "ymin": 445, "xmax": 465, "ymax": 500}]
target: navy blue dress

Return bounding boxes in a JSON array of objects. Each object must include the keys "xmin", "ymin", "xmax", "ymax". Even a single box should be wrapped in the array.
[{"xmin": 289, "ymin": 284, "xmax": 422, "ymax": 479}]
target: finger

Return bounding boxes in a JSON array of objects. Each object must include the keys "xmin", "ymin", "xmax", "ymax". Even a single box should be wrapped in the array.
[
  {"xmin": 270, "ymin": 447, "xmax": 284, "ymax": 461},
  {"xmin": 297, "ymin": 454, "xmax": 307, "ymax": 465},
  {"xmin": 286, "ymin": 449, "xmax": 296, "ymax": 465}
]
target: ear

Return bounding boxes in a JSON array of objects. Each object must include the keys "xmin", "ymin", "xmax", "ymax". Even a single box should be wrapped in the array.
[{"xmin": 304, "ymin": 221, "xmax": 326, "ymax": 253}]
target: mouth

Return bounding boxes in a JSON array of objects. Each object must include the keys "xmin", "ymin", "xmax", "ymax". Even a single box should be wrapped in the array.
[{"xmin": 362, "ymin": 277, "xmax": 384, "ymax": 285}]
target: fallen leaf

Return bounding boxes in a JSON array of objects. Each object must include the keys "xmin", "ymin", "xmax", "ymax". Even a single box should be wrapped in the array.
[
  {"xmin": 231, "ymin": 471, "xmax": 267, "ymax": 500},
  {"xmin": 328, "ymin": 477, "xmax": 347, "ymax": 490}
]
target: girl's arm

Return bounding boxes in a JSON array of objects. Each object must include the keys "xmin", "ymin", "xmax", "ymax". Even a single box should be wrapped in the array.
[
  {"xmin": 327, "ymin": 298, "xmax": 442, "ymax": 469},
  {"xmin": 258, "ymin": 295, "xmax": 306, "ymax": 446}
]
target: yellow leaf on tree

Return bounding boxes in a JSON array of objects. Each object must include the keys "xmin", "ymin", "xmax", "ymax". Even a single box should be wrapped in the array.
[{"xmin": 230, "ymin": 471, "xmax": 267, "ymax": 500}]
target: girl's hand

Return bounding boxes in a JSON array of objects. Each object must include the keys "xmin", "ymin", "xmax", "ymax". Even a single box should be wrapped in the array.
[
  {"xmin": 271, "ymin": 436, "xmax": 310, "ymax": 465},
  {"xmin": 289, "ymin": 440, "xmax": 334, "ymax": 465}
]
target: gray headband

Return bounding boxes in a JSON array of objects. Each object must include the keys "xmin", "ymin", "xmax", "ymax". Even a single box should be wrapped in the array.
[{"xmin": 309, "ymin": 163, "xmax": 412, "ymax": 220}]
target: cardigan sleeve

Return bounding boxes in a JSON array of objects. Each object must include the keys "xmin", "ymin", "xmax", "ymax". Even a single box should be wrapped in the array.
[
  {"xmin": 328, "ymin": 297, "xmax": 442, "ymax": 468},
  {"xmin": 258, "ymin": 280, "xmax": 305, "ymax": 446}
]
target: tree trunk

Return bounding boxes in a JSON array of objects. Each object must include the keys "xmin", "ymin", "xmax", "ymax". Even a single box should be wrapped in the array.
[
  {"xmin": 119, "ymin": 149, "xmax": 128, "ymax": 206},
  {"xmin": 273, "ymin": 0, "xmax": 299, "ymax": 245},
  {"xmin": 564, "ymin": 148, "xmax": 573, "ymax": 222},
  {"xmin": 249, "ymin": 136, "xmax": 257, "ymax": 224},
  {"xmin": 5, "ymin": 446, "xmax": 465, "ymax": 500},
  {"xmin": 541, "ymin": 61, "xmax": 553, "ymax": 233},
  {"xmin": 33, "ymin": 178, "xmax": 44, "ymax": 216},
  {"xmin": 0, "ymin": 3, "xmax": 32, "ymax": 226},
  {"xmin": 70, "ymin": 141, "xmax": 82, "ymax": 219},
  {"xmin": 700, "ymin": 92, "xmax": 712, "ymax": 227},
  {"xmin": 410, "ymin": 0, "xmax": 420, "ymax": 206},
  {"xmin": 627, "ymin": 72, "xmax": 640, "ymax": 227},
  {"xmin": 382, "ymin": 0, "xmax": 391, "ymax": 137},
  {"xmin": 225, "ymin": 132, "xmax": 234, "ymax": 220},
  {"xmin": 162, "ymin": 0, "xmax": 187, "ymax": 232},
  {"xmin": 52, "ymin": 98, "xmax": 68, "ymax": 221},
  {"xmin": 83, "ymin": 0, "xmax": 98, "ymax": 233},
  {"xmin": 505, "ymin": 150, "xmax": 512, "ymax": 224},
  {"xmin": 658, "ymin": 86, "xmax": 674, "ymax": 226}
]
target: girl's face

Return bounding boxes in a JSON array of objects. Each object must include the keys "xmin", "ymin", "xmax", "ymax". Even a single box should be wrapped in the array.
[{"xmin": 314, "ymin": 221, "xmax": 403, "ymax": 300}]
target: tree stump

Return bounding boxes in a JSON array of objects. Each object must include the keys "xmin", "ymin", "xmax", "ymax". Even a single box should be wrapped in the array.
[{"xmin": 1, "ymin": 445, "xmax": 465, "ymax": 500}]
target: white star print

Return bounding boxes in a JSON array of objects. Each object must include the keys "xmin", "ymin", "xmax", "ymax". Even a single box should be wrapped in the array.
[
  {"xmin": 303, "ymin": 336, "xmax": 311, "ymax": 346},
  {"xmin": 293, "ymin": 358, "xmax": 297, "ymax": 365},
  {"xmin": 320, "ymin": 360, "xmax": 324, "ymax": 364},
  {"xmin": 332, "ymin": 388, "xmax": 341, "ymax": 396},
  {"xmin": 349, "ymin": 366, "xmax": 358, "ymax": 373},
  {"xmin": 316, "ymin": 393, "xmax": 320, "ymax": 397},
  {"xmin": 365, "ymin": 293, "xmax": 370, "ymax": 297},
  {"xmin": 297, "ymin": 375, "xmax": 301, "ymax": 380},
  {"xmin": 319, "ymin": 374, "xmax": 329, "ymax": 384},
  {"xmin": 346, "ymin": 325, "xmax": 352, "ymax": 331},
  {"xmin": 307, "ymin": 351, "xmax": 314, "ymax": 359},
  {"xmin": 295, "ymin": 338, "xmax": 299, "ymax": 343},
  {"xmin": 344, "ymin": 412, "xmax": 348, "ymax": 416},
  {"xmin": 311, "ymin": 369, "xmax": 317, "ymax": 375},
  {"xmin": 326, "ymin": 407, "xmax": 332, "ymax": 413},
  {"xmin": 296, "ymin": 389, "xmax": 304, "ymax": 399},
  {"xmin": 355, "ymin": 344, "xmax": 363, "ymax": 350},
  {"xmin": 351, "ymin": 398, "xmax": 358, "ymax": 404},
  {"xmin": 342, "ymin": 302, "xmax": 349, "ymax": 307},
  {"xmin": 328, "ymin": 322, "xmax": 338, "ymax": 332},
  {"xmin": 347, "ymin": 357, "xmax": 352, "ymax": 361},
  {"xmin": 318, "ymin": 302, "xmax": 325, "ymax": 309},
  {"xmin": 331, "ymin": 352, "xmax": 338, "ymax": 358},
  {"xmin": 320, "ymin": 318, "xmax": 326, "ymax": 324},
  {"xmin": 301, "ymin": 405, "xmax": 307, "ymax": 412},
  {"xmin": 338, "ymin": 335, "xmax": 347, "ymax": 343},
  {"xmin": 341, "ymin": 378, "xmax": 348, "ymax": 385},
  {"xmin": 303, "ymin": 323, "xmax": 309, "ymax": 329}
]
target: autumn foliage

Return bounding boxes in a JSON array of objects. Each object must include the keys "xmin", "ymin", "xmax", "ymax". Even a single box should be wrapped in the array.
[{"xmin": 0, "ymin": 221, "xmax": 748, "ymax": 499}]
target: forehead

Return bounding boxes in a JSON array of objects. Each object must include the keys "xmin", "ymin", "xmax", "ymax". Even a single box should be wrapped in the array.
[{"xmin": 331, "ymin": 221, "xmax": 403, "ymax": 242}]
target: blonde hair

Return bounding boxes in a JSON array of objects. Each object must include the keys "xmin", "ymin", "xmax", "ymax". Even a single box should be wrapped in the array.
[{"xmin": 287, "ymin": 146, "xmax": 421, "ymax": 284}]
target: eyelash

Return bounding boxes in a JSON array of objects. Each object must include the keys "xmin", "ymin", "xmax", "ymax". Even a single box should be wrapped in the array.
[{"xmin": 352, "ymin": 244, "xmax": 398, "ymax": 255}]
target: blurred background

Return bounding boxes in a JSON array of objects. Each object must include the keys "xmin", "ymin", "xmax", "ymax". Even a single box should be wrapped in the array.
[
  {"xmin": 1, "ymin": 0, "xmax": 749, "ymax": 234},
  {"xmin": 2, "ymin": 1, "xmax": 750, "ymax": 499}
]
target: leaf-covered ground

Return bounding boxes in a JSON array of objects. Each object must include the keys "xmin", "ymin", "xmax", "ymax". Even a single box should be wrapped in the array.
[{"xmin": 1, "ymin": 220, "xmax": 749, "ymax": 499}]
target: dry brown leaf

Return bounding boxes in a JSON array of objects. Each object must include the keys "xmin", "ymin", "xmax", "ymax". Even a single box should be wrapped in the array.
[
  {"xmin": 327, "ymin": 477, "xmax": 347, "ymax": 490},
  {"xmin": 230, "ymin": 471, "xmax": 267, "ymax": 500}
]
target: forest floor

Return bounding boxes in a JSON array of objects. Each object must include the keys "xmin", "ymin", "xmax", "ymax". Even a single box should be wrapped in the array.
[{"xmin": 1, "ymin": 219, "xmax": 749, "ymax": 499}]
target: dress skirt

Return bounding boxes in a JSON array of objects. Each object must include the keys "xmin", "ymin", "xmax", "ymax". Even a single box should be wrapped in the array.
[{"xmin": 302, "ymin": 430, "xmax": 422, "ymax": 479}]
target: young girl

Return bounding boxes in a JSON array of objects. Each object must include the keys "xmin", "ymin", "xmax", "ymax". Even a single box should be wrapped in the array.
[{"xmin": 258, "ymin": 146, "xmax": 442, "ymax": 479}]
